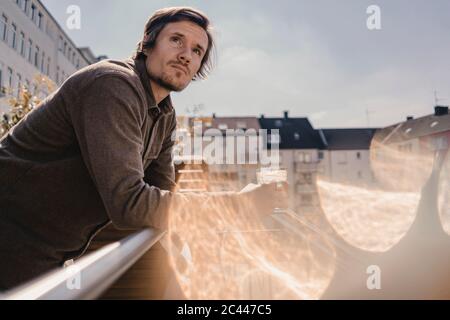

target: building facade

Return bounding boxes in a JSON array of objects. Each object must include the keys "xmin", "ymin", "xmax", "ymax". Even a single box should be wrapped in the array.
[
  {"xmin": 0, "ymin": 0, "xmax": 103, "ymax": 113},
  {"xmin": 319, "ymin": 128, "xmax": 378, "ymax": 187},
  {"xmin": 371, "ymin": 106, "xmax": 450, "ymax": 192},
  {"xmin": 259, "ymin": 112, "xmax": 326, "ymax": 214},
  {"xmin": 177, "ymin": 112, "xmax": 377, "ymax": 216}
]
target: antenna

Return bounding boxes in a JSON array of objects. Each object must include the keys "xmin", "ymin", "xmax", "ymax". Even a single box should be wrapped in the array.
[
  {"xmin": 185, "ymin": 103, "xmax": 206, "ymax": 118},
  {"xmin": 366, "ymin": 108, "xmax": 374, "ymax": 127},
  {"xmin": 434, "ymin": 90, "xmax": 448, "ymax": 106}
]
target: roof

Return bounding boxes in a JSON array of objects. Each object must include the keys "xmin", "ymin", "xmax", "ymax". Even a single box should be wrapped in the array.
[
  {"xmin": 258, "ymin": 117, "xmax": 326, "ymax": 150},
  {"xmin": 78, "ymin": 47, "xmax": 98, "ymax": 64},
  {"xmin": 211, "ymin": 117, "xmax": 261, "ymax": 131},
  {"xmin": 191, "ymin": 117, "xmax": 261, "ymax": 136},
  {"xmin": 319, "ymin": 128, "xmax": 378, "ymax": 150},
  {"xmin": 374, "ymin": 112, "xmax": 450, "ymax": 144}
]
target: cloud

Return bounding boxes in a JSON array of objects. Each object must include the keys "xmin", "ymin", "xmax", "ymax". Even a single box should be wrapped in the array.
[{"xmin": 41, "ymin": 0, "xmax": 450, "ymax": 128}]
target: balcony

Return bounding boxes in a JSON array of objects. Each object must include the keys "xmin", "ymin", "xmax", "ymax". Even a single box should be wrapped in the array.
[
  {"xmin": 294, "ymin": 161, "xmax": 322, "ymax": 173},
  {"xmin": 1, "ymin": 149, "xmax": 449, "ymax": 300}
]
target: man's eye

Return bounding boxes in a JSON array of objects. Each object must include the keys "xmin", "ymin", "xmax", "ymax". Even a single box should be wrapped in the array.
[{"xmin": 171, "ymin": 37, "xmax": 182, "ymax": 45}]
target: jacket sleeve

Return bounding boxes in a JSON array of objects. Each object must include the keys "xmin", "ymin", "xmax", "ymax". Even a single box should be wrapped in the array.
[
  {"xmin": 67, "ymin": 74, "xmax": 242, "ymax": 231},
  {"xmin": 67, "ymin": 74, "xmax": 177, "ymax": 230},
  {"xmin": 143, "ymin": 112, "xmax": 177, "ymax": 192}
]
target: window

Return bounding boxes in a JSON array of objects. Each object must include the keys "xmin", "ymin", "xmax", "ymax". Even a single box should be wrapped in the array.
[
  {"xmin": 31, "ymin": 4, "xmax": 37, "ymax": 23},
  {"xmin": 38, "ymin": 12, "xmax": 43, "ymax": 29},
  {"xmin": 34, "ymin": 46, "xmax": 40, "ymax": 68},
  {"xmin": 28, "ymin": 39, "xmax": 33, "ymax": 63},
  {"xmin": 338, "ymin": 152, "xmax": 347, "ymax": 164},
  {"xmin": 294, "ymin": 132, "xmax": 300, "ymax": 141},
  {"xmin": 318, "ymin": 151, "xmax": 324, "ymax": 160},
  {"xmin": 45, "ymin": 21, "xmax": 52, "ymax": 37},
  {"xmin": 20, "ymin": 32, "xmax": 25, "ymax": 56},
  {"xmin": 0, "ymin": 69, "xmax": 3, "ymax": 94},
  {"xmin": 17, "ymin": 73, "xmax": 22, "ymax": 97},
  {"xmin": 46, "ymin": 57, "xmax": 50, "ymax": 76},
  {"xmin": 63, "ymin": 41, "xmax": 67, "ymax": 55},
  {"xmin": 23, "ymin": 0, "xmax": 30, "ymax": 14},
  {"xmin": 1, "ymin": 15, "xmax": 7, "ymax": 42},
  {"xmin": 304, "ymin": 153, "xmax": 312, "ymax": 163},
  {"xmin": 10, "ymin": 23, "xmax": 17, "ymax": 49},
  {"xmin": 275, "ymin": 120, "xmax": 283, "ymax": 127},
  {"xmin": 7, "ymin": 68, "xmax": 13, "ymax": 88},
  {"xmin": 68, "ymin": 47, "xmax": 72, "ymax": 60},
  {"xmin": 41, "ymin": 52, "xmax": 45, "ymax": 73},
  {"xmin": 356, "ymin": 152, "xmax": 361, "ymax": 160},
  {"xmin": 56, "ymin": 66, "xmax": 59, "ymax": 84},
  {"xmin": 302, "ymin": 173, "xmax": 313, "ymax": 185},
  {"xmin": 58, "ymin": 36, "xmax": 63, "ymax": 51}
]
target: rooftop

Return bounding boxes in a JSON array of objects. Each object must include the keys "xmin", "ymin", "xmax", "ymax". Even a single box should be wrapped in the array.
[{"xmin": 319, "ymin": 128, "xmax": 378, "ymax": 150}]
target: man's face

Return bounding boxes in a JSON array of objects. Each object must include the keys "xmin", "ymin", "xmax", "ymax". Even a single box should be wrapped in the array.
[{"xmin": 144, "ymin": 20, "xmax": 209, "ymax": 92}]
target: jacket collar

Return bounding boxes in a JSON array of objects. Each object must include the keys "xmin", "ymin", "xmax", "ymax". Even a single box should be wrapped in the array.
[{"xmin": 133, "ymin": 56, "xmax": 174, "ymax": 116}]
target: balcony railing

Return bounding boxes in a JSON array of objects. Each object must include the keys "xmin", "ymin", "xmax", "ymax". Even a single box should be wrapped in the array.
[
  {"xmin": 294, "ymin": 162, "xmax": 323, "ymax": 172},
  {"xmin": 0, "ymin": 228, "xmax": 166, "ymax": 300}
]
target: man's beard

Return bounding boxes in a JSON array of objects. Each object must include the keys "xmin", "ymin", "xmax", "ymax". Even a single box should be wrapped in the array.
[{"xmin": 148, "ymin": 71, "xmax": 186, "ymax": 93}]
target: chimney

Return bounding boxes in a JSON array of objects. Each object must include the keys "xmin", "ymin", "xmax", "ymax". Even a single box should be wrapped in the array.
[
  {"xmin": 212, "ymin": 113, "xmax": 216, "ymax": 119},
  {"xmin": 284, "ymin": 111, "xmax": 289, "ymax": 119},
  {"xmin": 260, "ymin": 114, "xmax": 265, "ymax": 119},
  {"xmin": 435, "ymin": 106, "xmax": 449, "ymax": 116},
  {"xmin": 406, "ymin": 116, "xmax": 414, "ymax": 121}
]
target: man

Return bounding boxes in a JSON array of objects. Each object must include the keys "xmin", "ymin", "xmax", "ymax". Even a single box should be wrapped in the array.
[{"xmin": 0, "ymin": 7, "xmax": 283, "ymax": 291}]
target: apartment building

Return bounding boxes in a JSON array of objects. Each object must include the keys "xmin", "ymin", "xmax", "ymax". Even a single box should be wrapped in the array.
[
  {"xmin": 319, "ymin": 128, "xmax": 378, "ymax": 187},
  {"xmin": 372, "ymin": 106, "xmax": 450, "ymax": 192},
  {"xmin": 0, "ymin": 0, "xmax": 103, "ymax": 113}
]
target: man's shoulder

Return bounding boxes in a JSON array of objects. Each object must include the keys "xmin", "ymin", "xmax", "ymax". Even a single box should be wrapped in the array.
[
  {"xmin": 73, "ymin": 58, "xmax": 140, "ymax": 83},
  {"xmin": 59, "ymin": 59, "xmax": 148, "ymax": 116},
  {"xmin": 61, "ymin": 58, "xmax": 146, "ymax": 103}
]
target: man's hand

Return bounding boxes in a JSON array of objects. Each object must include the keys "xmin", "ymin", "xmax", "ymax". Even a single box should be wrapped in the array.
[{"xmin": 238, "ymin": 182, "xmax": 289, "ymax": 217}]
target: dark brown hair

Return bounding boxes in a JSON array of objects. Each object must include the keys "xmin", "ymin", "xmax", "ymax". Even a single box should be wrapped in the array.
[{"xmin": 134, "ymin": 7, "xmax": 216, "ymax": 81}]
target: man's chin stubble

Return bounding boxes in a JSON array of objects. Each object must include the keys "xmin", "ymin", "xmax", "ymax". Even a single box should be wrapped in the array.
[{"xmin": 150, "ymin": 73, "xmax": 186, "ymax": 93}]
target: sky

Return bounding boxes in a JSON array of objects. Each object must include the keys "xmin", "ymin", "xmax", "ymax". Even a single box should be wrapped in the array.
[{"xmin": 41, "ymin": 0, "xmax": 450, "ymax": 128}]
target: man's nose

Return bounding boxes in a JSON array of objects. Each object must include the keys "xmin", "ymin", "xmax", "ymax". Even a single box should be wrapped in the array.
[{"xmin": 178, "ymin": 47, "xmax": 192, "ymax": 65}]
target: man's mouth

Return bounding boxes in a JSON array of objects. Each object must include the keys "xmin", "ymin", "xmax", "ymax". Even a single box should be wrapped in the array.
[{"xmin": 171, "ymin": 64, "xmax": 188, "ymax": 75}]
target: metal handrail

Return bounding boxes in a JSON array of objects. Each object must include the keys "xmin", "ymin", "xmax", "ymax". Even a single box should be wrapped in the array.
[{"xmin": 1, "ymin": 228, "xmax": 166, "ymax": 300}]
